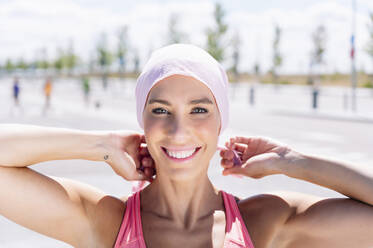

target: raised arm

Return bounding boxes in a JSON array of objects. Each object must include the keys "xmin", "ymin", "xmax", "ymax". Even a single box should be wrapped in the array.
[
  {"xmin": 0, "ymin": 124, "xmax": 104, "ymax": 167},
  {"xmin": 220, "ymin": 136, "xmax": 373, "ymax": 247},
  {"xmin": 0, "ymin": 124, "xmax": 154, "ymax": 247},
  {"xmin": 277, "ymin": 154, "xmax": 373, "ymax": 247}
]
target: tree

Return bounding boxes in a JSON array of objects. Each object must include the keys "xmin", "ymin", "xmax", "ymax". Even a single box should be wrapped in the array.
[
  {"xmin": 167, "ymin": 13, "xmax": 187, "ymax": 44},
  {"xmin": 5, "ymin": 59, "xmax": 15, "ymax": 73},
  {"xmin": 54, "ymin": 48, "xmax": 65, "ymax": 75},
  {"xmin": 36, "ymin": 47, "xmax": 49, "ymax": 72},
  {"xmin": 206, "ymin": 3, "xmax": 228, "ymax": 62},
  {"xmin": 308, "ymin": 24, "xmax": 327, "ymax": 109},
  {"xmin": 65, "ymin": 40, "xmax": 79, "ymax": 76},
  {"xmin": 309, "ymin": 24, "xmax": 327, "ymax": 86},
  {"xmin": 117, "ymin": 26, "xmax": 129, "ymax": 77},
  {"xmin": 96, "ymin": 32, "xmax": 113, "ymax": 89},
  {"xmin": 311, "ymin": 25, "xmax": 326, "ymax": 68},
  {"xmin": 271, "ymin": 24, "xmax": 282, "ymax": 85},
  {"xmin": 365, "ymin": 13, "xmax": 373, "ymax": 77},
  {"xmin": 16, "ymin": 58, "xmax": 28, "ymax": 70},
  {"xmin": 230, "ymin": 32, "xmax": 241, "ymax": 82}
]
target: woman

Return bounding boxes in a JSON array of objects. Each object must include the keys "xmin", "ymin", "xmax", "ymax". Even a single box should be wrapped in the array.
[{"xmin": 1, "ymin": 44, "xmax": 373, "ymax": 248}]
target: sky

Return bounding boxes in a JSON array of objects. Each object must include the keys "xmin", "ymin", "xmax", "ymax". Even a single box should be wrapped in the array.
[{"xmin": 1, "ymin": 0, "xmax": 373, "ymax": 74}]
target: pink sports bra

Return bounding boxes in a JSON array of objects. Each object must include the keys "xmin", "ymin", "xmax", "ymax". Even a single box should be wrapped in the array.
[{"xmin": 114, "ymin": 190, "xmax": 255, "ymax": 248}]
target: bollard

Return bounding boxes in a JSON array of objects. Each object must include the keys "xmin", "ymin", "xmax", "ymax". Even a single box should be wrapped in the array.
[
  {"xmin": 312, "ymin": 89, "xmax": 318, "ymax": 109},
  {"xmin": 249, "ymin": 86, "xmax": 255, "ymax": 106}
]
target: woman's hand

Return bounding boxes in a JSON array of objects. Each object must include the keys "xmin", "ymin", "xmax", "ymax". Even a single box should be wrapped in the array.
[
  {"xmin": 219, "ymin": 136, "xmax": 296, "ymax": 178},
  {"xmin": 104, "ymin": 131, "xmax": 156, "ymax": 181}
]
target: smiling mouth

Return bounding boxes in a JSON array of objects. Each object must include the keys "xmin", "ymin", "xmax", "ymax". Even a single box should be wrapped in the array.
[{"xmin": 161, "ymin": 146, "xmax": 202, "ymax": 162}]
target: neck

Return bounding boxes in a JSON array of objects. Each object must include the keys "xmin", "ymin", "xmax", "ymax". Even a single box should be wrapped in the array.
[{"xmin": 141, "ymin": 173, "xmax": 223, "ymax": 230}]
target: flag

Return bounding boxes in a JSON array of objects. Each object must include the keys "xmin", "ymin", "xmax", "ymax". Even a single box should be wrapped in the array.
[{"xmin": 350, "ymin": 35, "xmax": 355, "ymax": 59}]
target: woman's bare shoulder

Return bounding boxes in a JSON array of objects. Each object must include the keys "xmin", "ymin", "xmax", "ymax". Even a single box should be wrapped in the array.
[
  {"xmin": 237, "ymin": 191, "xmax": 322, "ymax": 215},
  {"xmin": 86, "ymin": 192, "xmax": 129, "ymax": 247},
  {"xmin": 236, "ymin": 191, "xmax": 322, "ymax": 247}
]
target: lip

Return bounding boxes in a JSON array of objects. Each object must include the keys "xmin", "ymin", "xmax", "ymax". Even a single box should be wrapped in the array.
[{"xmin": 161, "ymin": 146, "xmax": 201, "ymax": 162}]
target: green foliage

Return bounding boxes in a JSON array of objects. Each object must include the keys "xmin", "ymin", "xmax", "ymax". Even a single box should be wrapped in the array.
[
  {"xmin": 330, "ymin": 72, "xmax": 342, "ymax": 81},
  {"xmin": 279, "ymin": 80, "xmax": 291, "ymax": 85},
  {"xmin": 97, "ymin": 33, "xmax": 113, "ymax": 69},
  {"xmin": 230, "ymin": 32, "xmax": 240, "ymax": 77},
  {"xmin": 311, "ymin": 25, "xmax": 327, "ymax": 66},
  {"xmin": 35, "ymin": 58, "xmax": 49, "ymax": 70},
  {"xmin": 272, "ymin": 24, "xmax": 283, "ymax": 84},
  {"xmin": 52, "ymin": 44, "xmax": 80, "ymax": 74},
  {"xmin": 206, "ymin": 3, "xmax": 228, "ymax": 62},
  {"xmin": 272, "ymin": 25, "xmax": 282, "ymax": 69},
  {"xmin": 54, "ymin": 49, "xmax": 65, "ymax": 72},
  {"xmin": 362, "ymin": 81, "xmax": 373, "ymax": 88},
  {"xmin": 36, "ymin": 47, "xmax": 49, "ymax": 69},
  {"xmin": 5, "ymin": 59, "xmax": 15, "ymax": 72},
  {"xmin": 65, "ymin": 41, "xmax": 79, "ymax": 71},
  {"xmin": 117, "ymin": 26, "xmax": 128, "ymax": 72},
  {"xmin": 16, "ymin": 59, "xmax": 28, "ymax": 70}
]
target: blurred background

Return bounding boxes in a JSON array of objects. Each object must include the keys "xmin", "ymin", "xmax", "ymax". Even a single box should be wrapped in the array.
[{"xmin": 1, "ymin": 0, "xmax": 373, "ymax": 247}]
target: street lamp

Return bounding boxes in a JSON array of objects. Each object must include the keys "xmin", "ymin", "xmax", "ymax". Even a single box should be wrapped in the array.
[{"xmin": 350, "ymin": 0, "xmax": 357, "ymax": 112}]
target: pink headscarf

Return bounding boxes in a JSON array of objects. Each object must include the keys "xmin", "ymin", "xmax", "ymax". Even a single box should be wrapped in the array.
[{"xmin": 135, "ymin": 43, "xmax": 230, "ymax": 133}]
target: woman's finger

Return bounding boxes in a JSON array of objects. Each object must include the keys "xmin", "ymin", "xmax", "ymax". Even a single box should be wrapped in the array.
[
  {"xmin": 141, "ymin": 157, "xmax": 154, "ymax": 168},
  {"xmin": 222, "ymin": 166, "xmax": 243, "ymax": 176},
  {"xmin": 220, "ymin": 149, "xmax": 234, "ymax": 160},
  {"xmin": 139, "ymin": 145, "xmax": 149, "ymax": 156},
  {"xmin": 131, "ymin": 170, "xmax": 147, "ymax": 181},
  {"xmin": 144, "ymin": 167, "xmax": 152, "ymax": 177},
  {"xmin": 221, "ymin": 158, "xmax": 233, "ymax": 168},
  {"xmin": 232, "ymin": 143, "xmax": 247, "ymax": 153},
  {"xmin": 232, "ymin": 136, "xmax": 255, "ymax": 145}
]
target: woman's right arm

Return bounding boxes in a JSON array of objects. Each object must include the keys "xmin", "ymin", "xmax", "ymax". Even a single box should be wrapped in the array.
[
  {"xmin": 0, "ymin": 124, "xmax": 109, "ymax": 167},
  {"xmin": 0, "ymin": 124, "xmax": 153, "ymax": 247}
]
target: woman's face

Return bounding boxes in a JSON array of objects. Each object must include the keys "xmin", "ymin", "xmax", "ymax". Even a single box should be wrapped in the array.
[{"xmin": 143, "ymin": 75, "xmax": 221, "ymax": 180}]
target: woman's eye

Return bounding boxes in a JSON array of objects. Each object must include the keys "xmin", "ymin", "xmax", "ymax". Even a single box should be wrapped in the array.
[
  {"xmin": 192, "ymin": 107, "xmax": 208, "ymax": 114},
  {"xmin": 152, "ymin": 108, "xmax": 168, "ymax": 115}
]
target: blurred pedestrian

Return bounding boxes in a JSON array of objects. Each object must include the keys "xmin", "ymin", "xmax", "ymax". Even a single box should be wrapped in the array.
[
  {"xmin": 9, "ymin": 76, "xmax": 23, "ymax": 116},
  {"xmin": 12, "ymin": 77, "xmax": 20, "ymax": 107},
  {"xmin": 43, "ymin": 77, "xmax": 53, "ymax": 115}
]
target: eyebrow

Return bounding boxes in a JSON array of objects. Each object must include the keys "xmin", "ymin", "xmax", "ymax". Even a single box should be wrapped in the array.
[{"xmin": 148, "ymin": 97, "xmax": 214, "ymax": 106}]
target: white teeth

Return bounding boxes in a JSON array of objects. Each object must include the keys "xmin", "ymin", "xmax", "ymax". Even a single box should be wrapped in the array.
[{"xmin": 166, "ymin": 148, "xmax": 196, "ymax": 159}]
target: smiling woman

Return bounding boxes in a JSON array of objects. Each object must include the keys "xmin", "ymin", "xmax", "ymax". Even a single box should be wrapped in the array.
[
  {"xmin": 1, "ymin": 44, "xmax": 373, "ymax": 248},
  {"xmin": 142, "ymin": 74, "xmax": 221, "ymax": 181}
]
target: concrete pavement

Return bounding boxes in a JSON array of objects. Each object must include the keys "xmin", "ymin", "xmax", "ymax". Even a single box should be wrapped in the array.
[{"xmin": 0, "ymin": 77, "xmax": 372, "ymax": 247}]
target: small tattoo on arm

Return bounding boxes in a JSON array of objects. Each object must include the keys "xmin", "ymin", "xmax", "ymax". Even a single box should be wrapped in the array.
[{"xmin": 104, "ymin": 155, "xmax": 109, "ymax": 160}]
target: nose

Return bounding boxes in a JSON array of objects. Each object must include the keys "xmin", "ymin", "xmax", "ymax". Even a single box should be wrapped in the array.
[{"xmin": 167, "ymin": 115, "xmax": 190, "ymax": 143}]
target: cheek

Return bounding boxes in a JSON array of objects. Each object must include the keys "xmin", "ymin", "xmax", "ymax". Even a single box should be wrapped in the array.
[
  {"xmin": 200, "ymin": 112, "xmax": 220, "ymax": 134},
  {"xmin": 143, "ymin": 115, "xmax": 164, "ymax": 151},
  {"xmin": 193, "ymin": 114, "xmax": 220, "ymax": 146}
]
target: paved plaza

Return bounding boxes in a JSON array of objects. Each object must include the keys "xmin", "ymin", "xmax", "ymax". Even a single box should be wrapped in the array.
[{"xmin": 1, "ymin": 77, "xmax": 373, "ymax": 247}]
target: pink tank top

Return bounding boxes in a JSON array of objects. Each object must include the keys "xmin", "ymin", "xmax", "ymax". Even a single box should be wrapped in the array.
[{"xmin": 114, "ymin": 190, "xmax": 255, "ymax": 248}]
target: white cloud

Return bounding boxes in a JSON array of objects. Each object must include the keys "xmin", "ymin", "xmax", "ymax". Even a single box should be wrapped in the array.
[{"xmin": 0, "ymin": 0, "xmax": 372, "ymax": 74}]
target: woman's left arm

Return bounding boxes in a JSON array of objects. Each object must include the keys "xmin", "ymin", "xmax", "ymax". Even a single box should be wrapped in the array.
[
  {"xmin": 283, "ymin": 153, "xmax": 373, "ymax": 206},
  {"xmin": 220, "ymin": 136, "xmax": 373, "ymax": 246},
  {"xmin": 278, "ymin": 153, "xmax": 373, "ymax": 246}
]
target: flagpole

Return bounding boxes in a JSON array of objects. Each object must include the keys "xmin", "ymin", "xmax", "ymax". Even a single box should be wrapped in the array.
[{"xmin": 351, "ymin": 0, "xmax": 357, "ymax": 112}]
